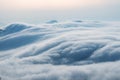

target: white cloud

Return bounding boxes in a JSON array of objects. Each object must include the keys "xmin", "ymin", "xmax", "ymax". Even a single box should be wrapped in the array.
[{"xmin": 0, "ymin": 21, "xmax": 120, "ymax": 80}]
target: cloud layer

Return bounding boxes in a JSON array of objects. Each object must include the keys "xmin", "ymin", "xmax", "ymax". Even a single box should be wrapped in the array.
[{"xmin": 0, "ymin": 21, "xmax": 120, "ymax": 80}]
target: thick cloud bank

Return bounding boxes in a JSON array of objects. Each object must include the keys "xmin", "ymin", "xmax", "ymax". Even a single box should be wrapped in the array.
[{"xmin": 0, "ymin": 21, "xmax": 120, "ymax": 80}]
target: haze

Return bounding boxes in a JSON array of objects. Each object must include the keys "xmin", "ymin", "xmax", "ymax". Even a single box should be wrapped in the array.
[
  {"xmin": 0, "ymin": 0, "xmax": 120, "ymax": 25},
  {"xmin": 0, "ymin": 0, "xmax": 104, "ymax": 10}
]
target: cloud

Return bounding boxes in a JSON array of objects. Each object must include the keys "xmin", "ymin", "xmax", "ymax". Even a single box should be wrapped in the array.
[{"xmin": 0, "ymin": 21, "xmax": 120, "ymax": 80}]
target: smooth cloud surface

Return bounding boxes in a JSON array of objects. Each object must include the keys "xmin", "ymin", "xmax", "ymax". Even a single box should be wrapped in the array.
[{"xmin": 0, "ymin": 21, "xmax": 120, "ymax": 80}]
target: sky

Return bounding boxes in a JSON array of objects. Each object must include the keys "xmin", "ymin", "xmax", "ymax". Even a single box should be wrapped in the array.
[
  {"xmin": 0, "ymin": 0, "xmax": 120, "ymax": 25},
  {"xmin": 0, "ymin": 0, "xmax": 104, "ymax": 10}
]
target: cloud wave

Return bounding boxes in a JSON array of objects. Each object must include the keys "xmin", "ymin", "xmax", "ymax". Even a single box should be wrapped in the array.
[{"xmin": 0, "ymin": 21, "xmax": 120, "ymax": 80}]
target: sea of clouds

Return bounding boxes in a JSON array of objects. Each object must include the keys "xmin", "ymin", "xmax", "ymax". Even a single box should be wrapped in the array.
[{"xmin": 0, "ymin": 20, "xmax": 120, "ymax": 80}]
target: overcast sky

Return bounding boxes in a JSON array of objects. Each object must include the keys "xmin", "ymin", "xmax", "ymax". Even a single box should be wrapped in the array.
[{"xmin": 0, "ymin": 0, "xmax": 120, "ymax": 25}]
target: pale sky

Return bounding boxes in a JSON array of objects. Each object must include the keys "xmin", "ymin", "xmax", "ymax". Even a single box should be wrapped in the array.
[
  {"xmin": 0, "ymin": 0, "xmax": 120, "ymax": 25},
  {"xmin": 0, "ymin": 0, "xmax": 104, "ymax": 10}
]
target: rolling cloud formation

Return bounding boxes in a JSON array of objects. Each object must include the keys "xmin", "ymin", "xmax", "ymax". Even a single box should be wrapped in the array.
[{"xmin": 0, "ymin": 21, "xmax": 120, "ymax": 80}]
